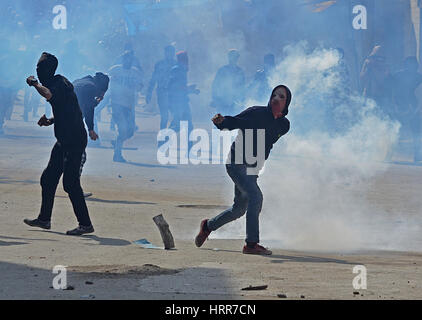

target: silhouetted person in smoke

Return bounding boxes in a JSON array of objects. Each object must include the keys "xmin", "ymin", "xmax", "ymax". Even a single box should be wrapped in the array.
[
  {"xmin": 108, "ymin": 51, "xmax": 143, "ymax": 162},
  {"xmin": 115, "ymin": 42, "xmax": 143, "ymax": 75},
  {"xmin": 360, "ymin": 45, "xmax": 392, "ymax": 111},
  {"xmin": 335, "ymin": 48, "xmax": 351, "ymax": 90},
  {"xmin": 391, "ymin": 56, "xmax": 422, "ymax": 162},
  {"xmin": 23, "ymin": 52, "xmax": 94, "ymax": 236},
  {"xmin": 168, "ymin": 51, "xmax": 200, "ymax": 133},
  {"xmin": 72, "ymin": 72, "xmax": 110, "ymax": 197},
  {"xmin": 146, "ymin": 45, "xmax": 177, "ymax": 130},
  {"xmin": 326, "ymin": 47, "xmax": 353, "ymax": 133},
  {"xmin": 211, "ymin": 49, "xmax": 245, "ymax": 114},
  {"xmin": 0, "ymin": 39, "xmax": 20, "ymax": 134},
  {"xmin": 102, "ymin": 42, "xmax": 143, "ymax": 132},
  {"xmin": 195, "ymin": 85, "xmax": 292, "ymax": 255},
  {"xmin": 248, "ymin": 53, "xmax": 276, "ymax": 102}
]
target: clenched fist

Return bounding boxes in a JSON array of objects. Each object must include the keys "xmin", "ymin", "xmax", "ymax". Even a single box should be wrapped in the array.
[
  {"xmin": 26, "ymin": 76, "xmax": 38, "ymax": 87},
  {"xmin": 38, "ymin": 115, "xmax": 53, "ymax": 127},
  {"xmin": 212, "ymin": 113, "xmax": 225, "ymax": 125}
]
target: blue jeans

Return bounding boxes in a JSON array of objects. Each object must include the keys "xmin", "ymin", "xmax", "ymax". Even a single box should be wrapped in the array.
[{"xmin": 207, "ymin": 164, "xmax": 263, "ymax": 243}]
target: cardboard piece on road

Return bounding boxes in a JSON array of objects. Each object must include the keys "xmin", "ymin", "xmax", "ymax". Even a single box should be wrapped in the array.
[{"xmin": 133, "ymin": 238, "xmax": 163, "ymax": 249}]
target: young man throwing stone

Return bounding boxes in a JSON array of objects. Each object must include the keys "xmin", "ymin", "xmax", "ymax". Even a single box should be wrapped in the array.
[{"xmin": 195, "ymin": 85, "xmax": 292, "ymax": 255}]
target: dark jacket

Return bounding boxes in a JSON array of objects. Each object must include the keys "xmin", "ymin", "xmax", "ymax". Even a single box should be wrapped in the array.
[
  {"xmin": 215, "ymin": 85, "xmax": 291, "ymax": 172},
  {"xmin": 147, "ymin": 58, "xmax": 176, "ymax": 98},
  {"xmin": 47, "ymin": 75, "xmax": 87, "ymax": 150},
  {"xmin": 167, "ymin": 64, "xmax": 189, "ymax": 111},
  {"xmin": 73, "ymin": 76, "xmax": 102, "ymax": 131}
]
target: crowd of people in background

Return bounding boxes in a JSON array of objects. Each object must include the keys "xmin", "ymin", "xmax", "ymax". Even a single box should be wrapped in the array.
[{"xmin": 1, "ymin": 39, "xmax": 422, "ymax": 162}]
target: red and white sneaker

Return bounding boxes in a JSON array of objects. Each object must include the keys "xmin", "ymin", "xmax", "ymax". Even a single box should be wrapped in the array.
[
  {"xmin": 242, "ymin": 243, "xmax": 272, "ymax": 255},
  {"xmin": 195, "ymin": 219, "xmax": 211, "ymax": 247}
]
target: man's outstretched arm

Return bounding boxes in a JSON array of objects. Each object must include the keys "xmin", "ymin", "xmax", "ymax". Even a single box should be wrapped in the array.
[
  {"xmin": 26, "ymin": 76, "xmax": 52, "ymax": 101},
  {"xmin": 212, "ymin": 108, "xmax": 257, "ymax": 131}
]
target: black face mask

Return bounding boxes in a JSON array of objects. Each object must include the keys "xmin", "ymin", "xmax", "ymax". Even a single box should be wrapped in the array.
[
  {"xmin": 36, "ymin": 52, "xmax": 58, "ymax": 86},
  {"xmin": 37, "ymin": 67, "xmax": 54, "ymax": 86}
]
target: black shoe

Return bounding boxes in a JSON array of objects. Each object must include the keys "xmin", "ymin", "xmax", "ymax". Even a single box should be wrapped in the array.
[
  {"xmin": 66, "ymin": 225, "xmax": 94, "ymax": 236},
  {"xmin": 24, "ymin": 218, "xmax": 51, "ymax": 230}
]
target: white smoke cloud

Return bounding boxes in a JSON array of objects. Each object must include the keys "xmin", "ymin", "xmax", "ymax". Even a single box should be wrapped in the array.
[{"xmin": 211, "ymin": 42, "xmax": 422, "ymax": 253}]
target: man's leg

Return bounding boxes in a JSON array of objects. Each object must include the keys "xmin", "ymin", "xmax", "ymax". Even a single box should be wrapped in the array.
[
  {"xmin": 0, "ymin": 88, "xmax": 8, "ymax": 133},
  {"xmin": 157, "ymin": 90, "xmax": 169, "ymax": 130},
  {"xmin": 411, "ymin": 114, "xmax": 422, "ymax": 162},
  {"xmin": 24, "ymin": 143, "xmax": 64, "ymax": 228},
  {"xmin": 78, "ymin": 151, "xmax": 92, "ymax": 198},
  {"xmin": 207, "ymin": 184, "xmax": 249, "ymax": 231},
  {"xmin": 244, "ymin": 176, "xmax": 263, "ymax": 244},
  {"xmin": 207, "ymin": 165, "xmax": 261, "ymax": 240},
  {"xmin": 62, "ymin": 149, "xmax": 94, "ymax": 232},
  {"xmin": 195, "ymin": 165, "xmax": 249, "ymax": 247},
  {"xmin": 169, "ymin": 105, "xmax": 181, "ymax": 132},
  {"xmin": 128, "ymin": 107, "xmax": 136, "ymax": 139},
  {"xmin": 0, "ymin": 101, "xmax": 5, "ymax": 134},
  {"xmin": 5, "ymin": 90, "xmax": 15, "ymax": 120},
  {"xmin": 112, "ymin": 107, "xmax": 125, "ymax": 161},
  {"xmin": 23, "ymin": 87, "xmax": 31, "ymax": 122},
  {"xmin": 39, "ymin": 143, "xmax": 64, "ymax": 221}
]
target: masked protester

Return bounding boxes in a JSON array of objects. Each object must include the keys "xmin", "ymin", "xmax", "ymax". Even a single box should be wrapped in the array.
[
  {"xmin": 23, "ymin": 52, "xmax": 94, "ymax": 236},
  {"xmin": 72, "ymin": 72, "xmax": 110, "ymax": 197},
  {"xmin": 73, "ymin": 72, "xmax": 110, "ymax": 143},
  {"xmin": 195, "ymin": 85, "xmax": 292, "ymax": 255}
]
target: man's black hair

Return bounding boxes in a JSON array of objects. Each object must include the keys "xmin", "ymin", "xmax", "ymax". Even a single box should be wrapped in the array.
[{"xmin": 94, "ymin": 72, "xmax": 110, "ymax": 92}]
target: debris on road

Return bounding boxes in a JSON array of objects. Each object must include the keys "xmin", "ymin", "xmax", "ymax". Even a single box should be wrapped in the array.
[{"xmin": 241, "ymin": 285, "xmax": 268, "ymax": 291}]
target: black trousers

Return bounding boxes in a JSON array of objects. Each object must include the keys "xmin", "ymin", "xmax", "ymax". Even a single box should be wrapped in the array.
[{"xmin": 38, "ymin": 142, "xmax": 92, "ymax": 227}]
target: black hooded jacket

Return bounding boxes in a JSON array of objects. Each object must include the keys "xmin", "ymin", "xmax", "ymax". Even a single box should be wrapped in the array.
[
  {"xmin": 48, "ymin": 75, "xmax": 88, "ymax": 150},
  {"xmin": 73, "ymin": 76, "xmax": 105, "ymax": 131},
  {"xmin": 215, "ymin": 85, "xmax": 291, "ymax": 170},
  {"xmin": 37, "ymin": 53, "xmax": 87, "ymax": 150}
]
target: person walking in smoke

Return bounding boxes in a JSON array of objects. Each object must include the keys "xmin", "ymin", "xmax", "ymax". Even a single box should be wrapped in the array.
[
  {"xmin": 23, "ymin": 52, "xmax": 95, "ymax": 236},
  {"xmin": 390, "ymin": 56, "xmax": 422, "ymax": 162},
  {"xmin": 115, "ymin": 42, "xmax": 143, "ymax": 74},
  {"xmin": 167, "ymin": 51, "xmax": 200, "ymax": 133},
  {"xmin": 0, "ymin": 39, "xmax": 20, "ymax": 135},
  {"xmin": 360, "ymin": 45, "xmax": 393, "ymax": 112},
  {"xmin": 73, "ymin": 72, "xmax": 110, "ymax": 197},
  {"xmin": 247, "ymin": 53, "xmax": 276, "ymax": 102},
  {"xmin": 146, "ymin": 45, "xmax": 177, "ymax": 131},
  {"xmin": 325, "ymin": 47, "xmax": 353, "ymax": 133},
  {"xmin": 211, "ymin": 49, "xmax": 245, "ymax": 114},
  {"xmin": 195, "ymin": 85, "xmax": 292, "ymax": 255},
  {"xmin": 108, "ymin": 50, "xmax": 143, "ymax": 162}
]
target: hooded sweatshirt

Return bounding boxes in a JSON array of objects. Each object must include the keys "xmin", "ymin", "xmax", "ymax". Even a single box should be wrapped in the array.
[
  {"xmin": 73, "ymin": 74, "xmax": 109, "ymax": 131},
  {"xmin": 37, "ymin": 53, "xmax": 87, "ymax": 150},
  {"xmin": 215, "ymin": 85, "xmax": 291, "ymax": 173}
]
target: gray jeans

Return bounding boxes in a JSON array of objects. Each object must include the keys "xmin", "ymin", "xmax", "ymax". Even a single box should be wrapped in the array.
[{"xmin": 207, "ymin": 164, "xmax": 263, "ymax": 243}]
